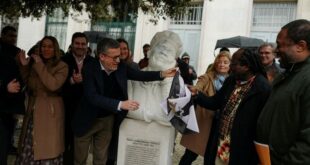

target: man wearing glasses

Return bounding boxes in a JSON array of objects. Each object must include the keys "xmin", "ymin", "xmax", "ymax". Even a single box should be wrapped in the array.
[
  {"xmin": 73, "ymin": 38, "xmax": 177, "ymax": 165},
  {"xmin": 258, "ymin": 42, "xmax": 284, "ymax": 83}
]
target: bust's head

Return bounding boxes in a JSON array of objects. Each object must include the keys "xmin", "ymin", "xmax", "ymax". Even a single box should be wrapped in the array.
[{"xmin": 147, "ymin": 31, "xmax": 183, "ymax": 70}]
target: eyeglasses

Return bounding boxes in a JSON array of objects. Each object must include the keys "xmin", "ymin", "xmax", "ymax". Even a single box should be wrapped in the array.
[{"xmin": 102, "ymin": 53, "xmax": 120, "ymax": 62}]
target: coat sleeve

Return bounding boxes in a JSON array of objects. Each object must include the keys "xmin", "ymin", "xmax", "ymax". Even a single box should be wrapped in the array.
[
  {"xmin": 126, "ymin": 64, "xmax": 162, "ymax": 81},
  {"xmin": 0, "ymin": 77, "xmax": 7, "ymax": 98},
  {"xmin": 195, "ymin": 88, "xmax": 223, "ymax": 111},
  {"xmin": 194, "ymin": 75, "xmax": 232, "ymax": 111},
  {"xmin": 33, "ymin": 61, "xmax": 68, "ymax": 91},
  {"xmin": 282, "ymin": 85, "xmax": 310, "ymax": 164},
  {"xmin": 19, "ymin": 64, "xmax": 31, "ymax": 85},
  {"xmin": 195, "ymin": 73, "xmax": 213, "ymax": 94},
  {"xmin": 82, "ymin": 61, "xmax": 120, "ymax": 113},
  {"xmin": 189, "ymin": 66, "xmax": 197, "ymax": 81}
]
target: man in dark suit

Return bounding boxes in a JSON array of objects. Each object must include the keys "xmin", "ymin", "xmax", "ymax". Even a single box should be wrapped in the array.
[
  {"xmin": 61, "ymin": 32, "xmax": 94, "ymax": 165},
  {"xmin": 0, "ymin": 26, "xmax": 24, "ymax": 165},
  {"xmin": 73, "ymin": 37, "xmax": 176, "ymax": 165}
]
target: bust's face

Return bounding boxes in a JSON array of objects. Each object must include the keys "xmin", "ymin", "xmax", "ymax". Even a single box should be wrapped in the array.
[{"xmin": 148, "ymin": 40, "xmax": 177, "ymax": 70}]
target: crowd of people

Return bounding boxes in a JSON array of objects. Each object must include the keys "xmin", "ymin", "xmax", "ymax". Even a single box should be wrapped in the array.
[{"xmin": 0, "ymin": 19, "xmax": 310, "ymax": 165}]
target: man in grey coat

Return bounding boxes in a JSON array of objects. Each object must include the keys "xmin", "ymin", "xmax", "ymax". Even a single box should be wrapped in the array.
[{"xmin": 256, "ymin": 19, "xmax": 310, "ymax": 164}]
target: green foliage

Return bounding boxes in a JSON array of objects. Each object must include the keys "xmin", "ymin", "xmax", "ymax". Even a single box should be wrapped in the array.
[{"xmin": 0, "ymin": 0, "xmax": 191, "ymax": 22}]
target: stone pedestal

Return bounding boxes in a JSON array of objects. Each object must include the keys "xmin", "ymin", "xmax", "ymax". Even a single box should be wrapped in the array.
[{"xmin": 117, "ymin": 118, "xmax": 175, "ymax": 165}]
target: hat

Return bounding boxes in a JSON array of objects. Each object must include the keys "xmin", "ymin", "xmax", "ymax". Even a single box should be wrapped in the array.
[{"xmin": 181, "ymin": 52, "xmax": 190, "ymax": 59}]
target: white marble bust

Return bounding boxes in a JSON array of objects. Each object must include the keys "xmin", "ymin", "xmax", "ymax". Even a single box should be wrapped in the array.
[{"xmin": 127, "ymin": 31, "xmax": 183, "ymax": 125}]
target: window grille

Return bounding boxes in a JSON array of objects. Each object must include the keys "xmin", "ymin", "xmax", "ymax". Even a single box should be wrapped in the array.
[
  {"xmin": 250, "ymin": 2, "xmax": 297, "ymax": 42},
  {"xmin": 170, "ymin": 3, "xmax": 203, "ymax": 25},
  {"xmin": 91, "ymin": 22, "xmax": 136, "ymax": 54},
  {"xmin": 252, "ymin": 2, "xmax": 296, "ymax": 31},
  {"xmin": 0, "ymin": 16, "xmax": 19, "ymax": 31},
  {"xmin": 45, "ymin": 8, "xmax": 68, "ymax": 50}
]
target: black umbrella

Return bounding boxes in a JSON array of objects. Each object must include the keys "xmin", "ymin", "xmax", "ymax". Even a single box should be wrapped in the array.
[{"xmin": 215, "ymin": 36, "xmax": 264, "ymax": 50}]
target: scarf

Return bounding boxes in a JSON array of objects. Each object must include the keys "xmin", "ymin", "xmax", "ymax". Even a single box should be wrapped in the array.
[{"xmin": 217, "ymin": 76, "xmax": 256, "ymax": 163}]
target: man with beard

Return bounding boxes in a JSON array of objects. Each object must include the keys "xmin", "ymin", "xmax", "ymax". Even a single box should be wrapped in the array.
[
  {"xmin": 61, "ymin": 32, "xmax": 94, "ymax": 164},
  {"xmin": 256, "ymin": 19, "xmax": 310, "ymax": 164}
]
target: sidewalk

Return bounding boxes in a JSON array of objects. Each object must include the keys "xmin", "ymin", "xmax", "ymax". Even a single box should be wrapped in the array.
[{"xmin": 8, "ymin": 133, "xmax": 203, "ymax": 165}]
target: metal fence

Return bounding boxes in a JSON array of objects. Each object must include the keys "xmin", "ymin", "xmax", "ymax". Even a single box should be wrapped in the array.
[{"xmin": 170, "ymin": 3, "xmax": 203, "ymax": 25}]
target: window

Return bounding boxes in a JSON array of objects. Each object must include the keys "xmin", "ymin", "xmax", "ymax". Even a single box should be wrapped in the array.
[
  {"xmin": 170, "ymin": 3, "xmax": 203, "ymax": 25},
  {"xmin": 91, "ymin": 22, "xmax": 136, "ymax": 54},
  {"xmin": 45, "ymin": 8, "xmax": 68, "ymax": 50},
  {"xmin": 251, "ymin": 2, "xmax": 296, "ymax": 42},
  {"xmin": 0, "ymin": 16, "xmax": 19, "ymax": 32}
]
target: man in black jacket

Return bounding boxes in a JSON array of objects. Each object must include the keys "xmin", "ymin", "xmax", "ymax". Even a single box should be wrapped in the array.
[
  {"xmin": 0, "ymin": 26, "xmax": 24, "ymax": 165},
  {"xmin": 61, "ymin": 32, "xmax": 94, "ymax": 165},
  {"xmin": 256, "ymin": 19, "xmax": 310, "ymax": 165},
  {"xmin": 72, "ymin": 37, "xmax": 176, "ymax": 165}
]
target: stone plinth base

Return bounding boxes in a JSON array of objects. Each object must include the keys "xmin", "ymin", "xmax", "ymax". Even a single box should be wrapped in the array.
[{"xmin": 117, "ymin": 118, "xmax": 175, "ymax": 165}]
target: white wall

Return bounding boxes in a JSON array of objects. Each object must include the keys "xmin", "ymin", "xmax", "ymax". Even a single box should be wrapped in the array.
[
  {"xmin": 65, "ymin": 9, "xmax": 91, "ymax": 51},
  {"xmin": 133, "ymin": 9, "xmax": 169, "ymax": 62},
  {"xmin": 297, "ymin": 0, "xmax": 310, "ymax": 20},
  {"xmin": 17, "ymin": 17, "xmax": 46, "ymax": 52},
  {"xmin": 197, "ymin": 0, "xmax": 253, "ymax": 75},
  {"xmin": 16, "ymin": 9, "xmax": 91, "ymax": 53}
]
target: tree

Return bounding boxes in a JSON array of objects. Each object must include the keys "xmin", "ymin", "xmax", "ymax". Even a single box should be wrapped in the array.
[{"xmin": 0, "ymin": 0, "xmax": 191, "ymax": 22}]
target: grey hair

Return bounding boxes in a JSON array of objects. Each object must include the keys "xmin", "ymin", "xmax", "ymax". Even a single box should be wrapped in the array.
[
  {"xmin": 258, "ymin": 42, "xmax": 276, "ymax": 53},
  {"xmin": 97, "ymin": 38, "xmax": 120, "ymax": 55}
]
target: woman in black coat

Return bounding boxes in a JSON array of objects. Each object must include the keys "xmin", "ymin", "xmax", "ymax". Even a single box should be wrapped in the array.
[{"xmin": 189, "ymin": 48, "xmax": 271, "ymax": 165}]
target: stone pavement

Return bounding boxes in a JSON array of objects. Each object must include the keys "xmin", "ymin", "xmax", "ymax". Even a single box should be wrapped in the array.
[
  {"xmin": 8, "ymin": 133, "xmax": 203, "ymax": 165},
  {"xmin": 173, "ymin": 133, "xmax": 203, "ymax": 165}
]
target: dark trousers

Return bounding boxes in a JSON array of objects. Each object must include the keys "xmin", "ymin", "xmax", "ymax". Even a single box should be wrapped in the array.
[
  {"xmin": 74, "ymin": 116, "xmax": 114, "ymax": 165},
  {"xmin": 179, "ymin": 149, "xmax": 199, "ymax": 165},
  {"xmin": 64, "ymin": 107, "xmax": 76, "ymax": 165},
  {"xmin": 64, "ymin": 126, "xmax": 74, "ymax": 165},
  {"xmin": 107, "ymin": 112, "xmax": 126, "ymax": 165},
  {"xmin": 0, "ymin": 115, "xmax": 14, "ymax": 165}
]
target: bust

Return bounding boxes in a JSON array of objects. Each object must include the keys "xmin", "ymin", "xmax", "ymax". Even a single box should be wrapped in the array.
[{"xmin": 127, "ymin": 31, "xmax": 183, "ymax": 125}]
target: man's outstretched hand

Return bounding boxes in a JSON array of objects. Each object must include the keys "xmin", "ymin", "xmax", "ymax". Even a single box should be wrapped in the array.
[
  {"xmin": 161, "ymin": 67, "xmax": 178, "ymax": 78},
  {"xmin": 187, "ymin": 85, "xmax": 198, "ymax": 96}
]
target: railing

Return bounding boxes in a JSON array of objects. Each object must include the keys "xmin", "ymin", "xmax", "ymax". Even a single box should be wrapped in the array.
[
  {"xmin": 91, "ymin": 22, "xmax": 136, "ymax": 53},
  {"xmin": 170, "ymin": 3, "xmax": 203, "ymax": 25},
  {"xmin": 252, "ymin": 2, "xmax": 296, "ymax": 31}
]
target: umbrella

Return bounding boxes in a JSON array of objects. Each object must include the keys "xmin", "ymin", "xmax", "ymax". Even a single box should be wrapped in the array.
[
  {"xmin": 83, "ymin": 31, "xmax": 112, "ymax": 43},
  {"xmin": 215, "ymin": 36, "xmax": 264, "ymax": 50}
]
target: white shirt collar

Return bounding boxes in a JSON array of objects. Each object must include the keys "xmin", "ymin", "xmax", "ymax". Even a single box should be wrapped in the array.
[
  {"xmin": 99, "ymin": 60, "xmax": 114, "ymax": 75},
  {"xmin": 73, "ymin": 53, "xmax": 86, "ymax": 64}
]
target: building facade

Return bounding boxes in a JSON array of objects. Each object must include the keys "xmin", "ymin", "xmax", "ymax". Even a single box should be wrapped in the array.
[{"xmin": 1, "ymin": 0, "xmax": 309, "ymax": 75}]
